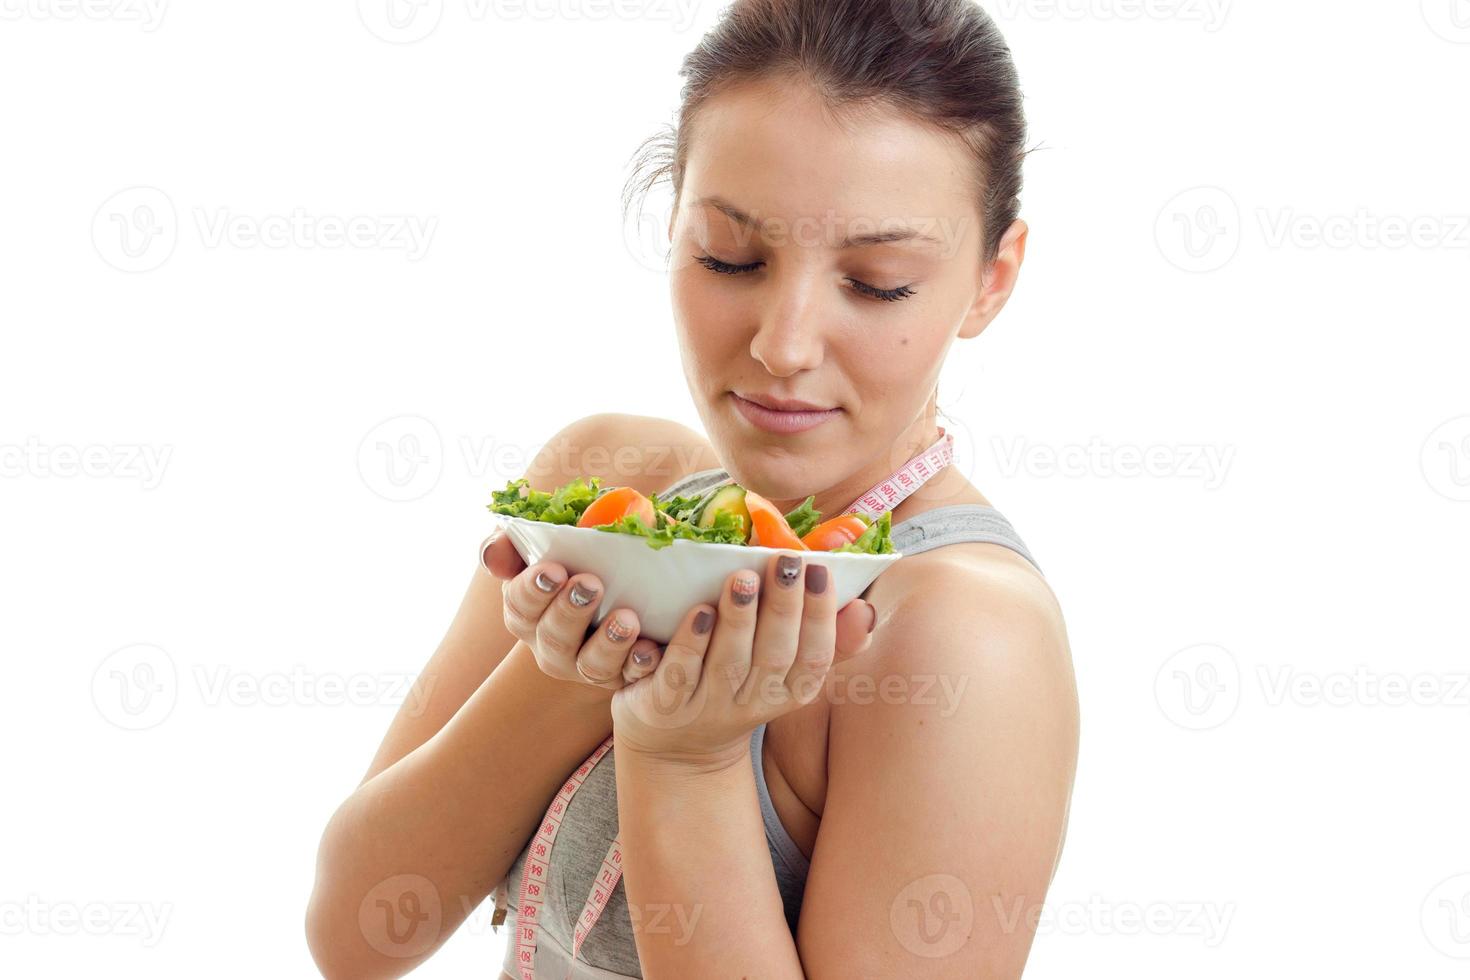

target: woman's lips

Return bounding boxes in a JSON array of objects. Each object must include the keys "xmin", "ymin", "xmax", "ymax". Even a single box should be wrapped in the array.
[{"xmin": 730, "ymin": 393, "xmax": 842, "ymax": 434}]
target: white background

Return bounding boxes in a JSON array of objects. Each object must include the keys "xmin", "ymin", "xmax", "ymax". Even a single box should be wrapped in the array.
[{"xmin": 2, "ymin": 1, "xmax": 1468, "ymax": 977}]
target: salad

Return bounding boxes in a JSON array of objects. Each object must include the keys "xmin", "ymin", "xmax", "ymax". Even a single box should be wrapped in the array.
[{"xmin": 487, "ymin": 476, "xmax": 894, "ymax": 554}]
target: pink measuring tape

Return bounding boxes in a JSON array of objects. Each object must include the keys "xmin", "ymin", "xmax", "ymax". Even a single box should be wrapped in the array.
[{"xmin": 491, "ymin": 427, "xmax": 956, "ymax": 979}]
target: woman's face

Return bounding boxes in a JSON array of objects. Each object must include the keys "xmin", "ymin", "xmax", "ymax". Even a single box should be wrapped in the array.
[{"xmin": 668, "ymin": 76, "xmax": 1021, "ymax": 511}]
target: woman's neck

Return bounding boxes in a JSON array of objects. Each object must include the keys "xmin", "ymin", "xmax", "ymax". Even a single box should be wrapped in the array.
[{"xmin": 763, "ymin": 417, "xmax": 984, "ymax": 528}]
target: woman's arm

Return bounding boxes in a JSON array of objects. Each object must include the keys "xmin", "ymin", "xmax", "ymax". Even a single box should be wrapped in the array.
[
  {"xmin": 614, "ymin": 745, "xmax": 805, "ymax": 979},
  {"xmin": 305, "ymin": 412, "xmax": 718, "ymax": 979},
  {"xmin": 608, "ymin": 551, "xmax": 1078, "ymax": 979},
  {"xmin": 602, "ymin": 546, "xmax": 1076, "ymax": 979},
  {"xmin": 797, "ymin": 554, "xmax": 1079, "ymax": 979},
  {"xmin": 608, "ymin": 554, "xmax": 874, "ymax": 979},
  {"xmin": 307, "ymin": 639, "xmax": 617, "ymax": 979}
]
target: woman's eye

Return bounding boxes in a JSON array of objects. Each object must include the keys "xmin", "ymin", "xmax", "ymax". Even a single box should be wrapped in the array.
[
  {"xmin": 694, "ymin": 253, "xmax": 916, "ymax": 302},
  {"xmin": 846, "ymin": 279, "xmax": 917, "ymax": 303},
  {"xmin": 694, "ymin": 254, "xmax": 762, "ymax": 275}
]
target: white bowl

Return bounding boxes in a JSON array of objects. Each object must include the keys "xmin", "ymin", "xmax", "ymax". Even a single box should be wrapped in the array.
[{"xmin": 489, "ymin": 513, "xmax": 903, "ymax": 644}]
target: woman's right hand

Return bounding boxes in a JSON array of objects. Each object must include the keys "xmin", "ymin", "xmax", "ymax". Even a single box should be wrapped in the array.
[{"xmin": 481, "ymin": 530, "xmax": 664, "ymax": 693}]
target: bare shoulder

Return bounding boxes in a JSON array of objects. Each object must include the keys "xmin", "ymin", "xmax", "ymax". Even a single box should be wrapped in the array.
[
  {"xmin": 525, "ymin": 412, "xmax": 720, "ymax": 498},
  {"xmin": 844, "ymin": 540, "xmax": 1076, "ymax": 720},
  {"xmin": 871, "ymin": 537, "xmax": 1063, "ymax": 632}
]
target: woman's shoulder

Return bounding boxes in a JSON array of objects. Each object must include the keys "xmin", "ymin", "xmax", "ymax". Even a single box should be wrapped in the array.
[
  {"xmin": 854, "ymin": 528, "xmax": 1071, "ymax": 707},
  {"xmin": 869, "ymin": 493, "xmax": 1057, "ymax": 627},
  {"xmin": 530, "ymin": 412, "xmax": 721, "ymax": 498}
]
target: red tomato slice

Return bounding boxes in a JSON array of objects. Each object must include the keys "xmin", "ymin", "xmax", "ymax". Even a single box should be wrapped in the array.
[
  {"xmin": 577, "ymin": 486, "xmax": 657, "ymax": 529},
  {"xmin": 744, "ymin": 490, "xmax": 809, "ymax": 550},
  {"xmin": 800, "ymin": 514, "xmax": 869, "ymax": 552}
]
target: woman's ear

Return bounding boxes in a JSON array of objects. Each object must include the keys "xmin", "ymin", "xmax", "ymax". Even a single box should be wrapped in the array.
[{"xmin": 958, "ymin": 219, "xmax": 1028, "ymax": 340}]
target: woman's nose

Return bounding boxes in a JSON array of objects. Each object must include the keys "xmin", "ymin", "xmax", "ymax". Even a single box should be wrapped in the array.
[{"xmin": 748, "ymin": 277, "xmax": 828, "ymax": 377}]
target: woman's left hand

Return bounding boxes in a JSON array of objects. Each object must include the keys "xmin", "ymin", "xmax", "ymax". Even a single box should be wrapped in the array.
[{"xmin": 611, "ymin": 552, "xmax": 876, "ymax": 768}]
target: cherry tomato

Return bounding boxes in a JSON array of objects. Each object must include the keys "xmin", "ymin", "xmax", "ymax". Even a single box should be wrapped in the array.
[
  {"xmin": 743, "ymin": 490, "xmax": 809, "ymax": 550},
  {"xmin": 577, "ymin": 486, "xmax": 657, "ymax": 529},
  {"xmin": 800, "ymin": 514, "xmax": 870, "ymax": 552}
]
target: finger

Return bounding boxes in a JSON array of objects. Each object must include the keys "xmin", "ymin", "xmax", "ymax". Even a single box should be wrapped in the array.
[
  {"xmin": 835, "ymin": 599, "xmax": 878, "ymax": 659},
  {"xmin": 739, "ymin": 553, "xmax": 807, "ymax": 708},
  {"xmin": 532, "ymin": 572, "xmax": 603, "ymax": 668},
  {"xmin": 651, "ymin": 603, "xmax": 717, "ymax": 714},
  {"xmin": 572, "ymin": 607, "xmax": 641, "ymax": 689},
  {"xmin": 480, "ymin": 530, "xmax": 526, "ymax": 579},
  {"xmin": 621, "ymin": 639, "xmax": 662, "ymax": 686},
  {"xmin": 500, "ymin": 560, "xmax": 569, "ymax": 644},
  {"xmin": 702, "ymin": 567, "xmax": 761, "ymax": 701},
  {"xmin": 781, "ymin": 560, "xmax": 838, "ymax": 704}
]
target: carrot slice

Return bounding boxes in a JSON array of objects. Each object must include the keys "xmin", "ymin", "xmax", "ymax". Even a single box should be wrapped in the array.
[
  {"xmin": 577, "ymin": 486, "xmax": 656, "ymax": 529},
  {"xmin": 744, "ymin": 490, "xmax": 809, "ymax": 550},
  {"xmin": 800, "ymin": 514, "xmax": 869, "ymax": 552}
]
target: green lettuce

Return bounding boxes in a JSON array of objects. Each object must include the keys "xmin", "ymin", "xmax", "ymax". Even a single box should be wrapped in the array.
[
  {"xmin": 487, "ymin": 476, "xmax": 602, "ymax": 525},
  {"xmin": 487, "ymin": 477, "xmax": 896, "ymax": 555},
  {"xmin": 782, "ymin": 496, "xmax": 822, "ymax": 538}
]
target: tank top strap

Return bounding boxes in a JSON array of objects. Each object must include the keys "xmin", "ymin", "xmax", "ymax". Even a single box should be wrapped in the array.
[
  {"xmin": 654, "ymin": 467, "xmax": 732, "ymax": 501},
  {"xmin": 890, "ymin": 504, "xmax": 1041, "ymax": 573}
]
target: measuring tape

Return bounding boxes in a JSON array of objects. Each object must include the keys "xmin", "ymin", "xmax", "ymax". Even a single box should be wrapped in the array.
[
  {"xmin": 843, "ymin": 426, "xmax": 954, "ymax": 521},
  {"xmin": 491, "ymin": 426, "xmax": 955, "ymax": 979},
  {"xmin": 492, "ymin": 734, "xmax": 619, "ymax": 980}
]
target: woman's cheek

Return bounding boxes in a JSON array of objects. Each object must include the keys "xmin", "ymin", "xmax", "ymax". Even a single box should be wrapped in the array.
[{"xmin": 672, "ymin": 279, "xmax": 735, "ymax": 375}]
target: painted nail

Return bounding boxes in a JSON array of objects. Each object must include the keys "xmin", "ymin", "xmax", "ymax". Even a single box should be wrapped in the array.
[
  {"xmin": 605, "ymin": 614, "xmax": 636, "ymax": 643},
  {"xmin": 632, "ymin": 649, "xmax": 653, "ymax": 667},
  {"xmin": 534, "ymin": 570, "xmax": 563, "ymax": 593},
  {"xmin": 732, "ymin": 574, "xmax": 759, "ymax": 607},
  {"xmin": 804, "ymin": 563, "xmax": 828, "ymax": 595},
  {"xmin": 693, "ymin": 609, "xmax": 714, "ymax": 635},
  {"xmin": 569, "ymin": 581, "xmax": 600, "ymax": 607},
  {"xmin": 776, "ymin": 554, "xmax": 802, "ymax": 587}
]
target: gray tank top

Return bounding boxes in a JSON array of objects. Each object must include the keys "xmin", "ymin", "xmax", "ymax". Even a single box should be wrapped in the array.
[{"xmin": 497, "ymin": 468, "xmax": 1041, "ymax": 979}]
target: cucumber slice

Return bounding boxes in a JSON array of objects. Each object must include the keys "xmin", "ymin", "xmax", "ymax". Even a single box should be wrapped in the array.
[{"xmin": 694, "ymin": 484, "xmax": 751, "ymax": 537}]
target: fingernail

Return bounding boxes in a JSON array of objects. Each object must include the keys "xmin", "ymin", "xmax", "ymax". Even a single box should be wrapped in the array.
[
  {"xmin": 693, "ymin": 609, "xmax": 714, "ymax": 635},
  {"xmin": 632, "ymin": 648, "xmax": 653, "ymax": 667},
  {"xmin": 804, "ymin": 563, "xmax": 828, "ymax": 595},
  {"xmin": 605, "ymin": 614, "xmax": 635, "ymax": 643},
  {"xmin": 569, "ymin": 581, "xmax": 600, "ymax": 607},
  {"xmin": 534, "ymin": 570, "xmax": 562, "ymax": 593},
  {"xmin": 865, "ymin": 601, "xmax": 877, "ymax": 634},
  {"xmin": 480, "ymin": 533, "xmax": 502, "ymax": 572},
  {"xmin": 732, "ymin": 574, "xmax": 759, "ymax": 607},
  {"xmin": 776, "ymin": 554, "xmax": 802, "ymax": 587}
]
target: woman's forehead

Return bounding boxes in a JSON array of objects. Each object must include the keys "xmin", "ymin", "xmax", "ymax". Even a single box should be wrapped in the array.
[{"xmin": 683, "ymin": 79, "xmax": 979, "ymax": 249}]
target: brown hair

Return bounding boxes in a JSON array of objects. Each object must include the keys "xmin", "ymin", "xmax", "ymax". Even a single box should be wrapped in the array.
[{"xmin": 623, "ymin": 0, "xmax": 1028, "ymax": 265}]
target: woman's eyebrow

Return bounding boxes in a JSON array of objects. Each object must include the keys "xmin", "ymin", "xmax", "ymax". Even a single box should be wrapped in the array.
[{"xmin": 694, "ymin": 195, "xmax": 944, "ymax": 250}]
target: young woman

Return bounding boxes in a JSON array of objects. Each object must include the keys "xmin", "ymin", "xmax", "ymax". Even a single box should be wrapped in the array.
[{"xmin": 307, "ymin": 1, "xmax": 1078, "ymax": 977}]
